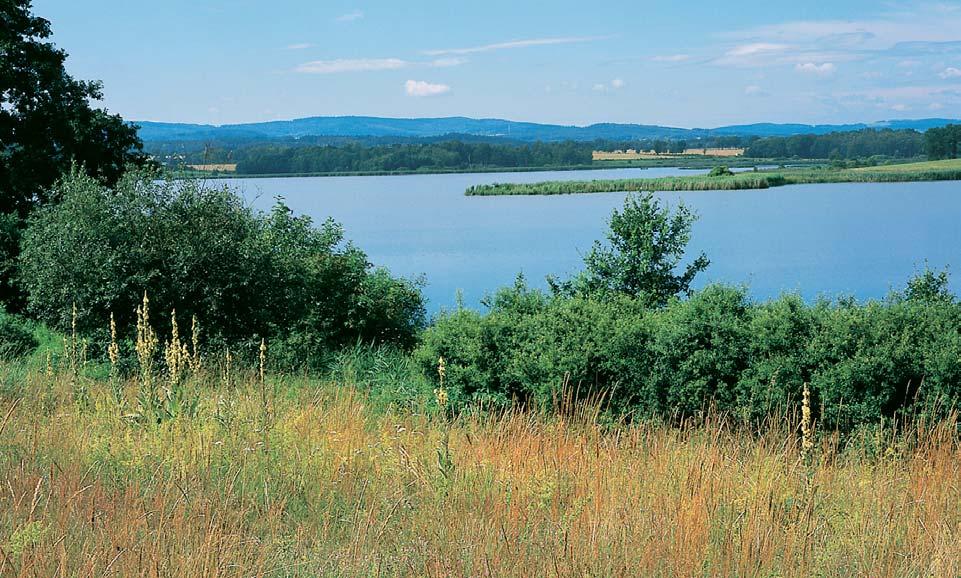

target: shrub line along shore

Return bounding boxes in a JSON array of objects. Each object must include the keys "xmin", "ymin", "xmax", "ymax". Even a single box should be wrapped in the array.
[{"xmin": 464, "ymin": 159, "xmax": 961, "ymax": 196}]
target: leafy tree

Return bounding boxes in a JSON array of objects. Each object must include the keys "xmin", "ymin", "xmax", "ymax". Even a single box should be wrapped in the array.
[
  {"xmin": 554, "ymin": 193, "xmax": 709, "ymax": 306},
  {"xmin": 1, "ymin": 0, "xmax": 149, "ymax": 308},
  {"xmin": 19, "ymin": 170, "xmax": 425, "ymax": 362}
]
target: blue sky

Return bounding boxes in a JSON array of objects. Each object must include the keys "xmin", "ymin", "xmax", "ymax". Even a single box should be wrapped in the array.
[{"xmin": 32, "ymin": 0, "xmax": 961, "ymax": 127}]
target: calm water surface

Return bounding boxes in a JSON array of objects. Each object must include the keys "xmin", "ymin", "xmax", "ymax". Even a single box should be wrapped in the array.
[{"xmin": 214, "ymin": 167, "xmax": 961, "ymax": 312}]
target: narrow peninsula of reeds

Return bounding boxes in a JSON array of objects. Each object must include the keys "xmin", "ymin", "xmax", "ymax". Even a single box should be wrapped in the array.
[{"xmin": 465, "ymin": 159, "xmax": 961, "ymax": 196}]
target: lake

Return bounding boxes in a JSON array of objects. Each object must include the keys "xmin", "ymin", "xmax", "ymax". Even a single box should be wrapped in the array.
[{"xmin": 214, "ymin": 167, "xmax": 961, "ymax": 313}]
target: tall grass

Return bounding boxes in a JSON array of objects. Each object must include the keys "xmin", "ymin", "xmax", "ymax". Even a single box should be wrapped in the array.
[
  {"xmin": 1, "ymin": 361, "xmax": 960, "ymax": 576},
  {"xmin": 465, "ymin": 166, "xmax": 961, "ymax": 196}
]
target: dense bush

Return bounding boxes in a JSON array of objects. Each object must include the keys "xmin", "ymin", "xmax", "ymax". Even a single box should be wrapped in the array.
[
  {"xmin": 19, "ymin": 170, "xmax": 425, "ymax": 364},
  {"xmin": 0, "ymin": 308, "xmax": 37, "ymax": 359},
  {"xmin": 416, "ymin": 275, "xmax": 961, "ymax": 430}
]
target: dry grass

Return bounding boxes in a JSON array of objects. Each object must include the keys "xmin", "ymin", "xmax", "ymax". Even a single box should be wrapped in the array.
[{"xmin": 1, "ymin": 367, "xmax": 960, "ymax": 577}]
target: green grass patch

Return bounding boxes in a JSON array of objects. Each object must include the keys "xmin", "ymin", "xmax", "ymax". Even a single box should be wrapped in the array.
[
  {"xmin": 465, "ymin": 164, "xmax": 961, "ymax": 196},
  {"xmin": 851, "ymin": 158, "xmax": 961, "ymax": 173}
]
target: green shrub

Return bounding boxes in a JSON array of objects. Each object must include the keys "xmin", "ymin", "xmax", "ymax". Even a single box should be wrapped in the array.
[
  {"xmin": 648, "ymin": 285, "xmax": 751, "ymax": 416},
  {"xmin": 709, "ymin": 166, "xmax": 734, "ymax": 177},
  {"xmin": 19, "ymin": 169, "xmax": 425, "ymax": 363},
  {"xmin": 415, "ymin": 275, "xmax": 961, "ymax": 431},
  {"xmin": 0, "ymin": 308, "xmax": 37, "ymax": 359}
]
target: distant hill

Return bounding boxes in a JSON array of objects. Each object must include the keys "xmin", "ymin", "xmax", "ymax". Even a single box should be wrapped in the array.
[{"xmin": 134, "ymin": 116, "xmax": 961, "ymax": 144}]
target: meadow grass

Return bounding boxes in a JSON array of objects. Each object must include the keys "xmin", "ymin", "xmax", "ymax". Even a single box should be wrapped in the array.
[
  {"xmin": 851, "ymin": 158, "xmax": 961, "ymax": 173},
  {"xmin": 1, "ymin": 361, "xmax": 960, "ymax": 577},
  {"xmin": 465, "ymin": 163, "xmax": 961, "ymax": 196}
]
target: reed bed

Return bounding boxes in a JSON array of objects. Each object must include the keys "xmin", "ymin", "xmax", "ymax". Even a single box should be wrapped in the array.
[
  {"xmin": 465, "ymin": 166, "xmax": 961, "ymax": 196},
  {"xmin": 1, "ymin": 364, "xmax": 960, "ymax": 577}
]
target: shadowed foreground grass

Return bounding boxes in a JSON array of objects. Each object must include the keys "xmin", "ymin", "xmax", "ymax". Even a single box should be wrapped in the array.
[{"xmin": 1, "ymin": 367, "xmax": 960, "ymax": 577}]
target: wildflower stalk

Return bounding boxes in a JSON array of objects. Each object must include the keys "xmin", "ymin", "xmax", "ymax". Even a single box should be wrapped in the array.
[{"xmin": 108, "ymin": 312, "xmax": 124, "ymax": 413}]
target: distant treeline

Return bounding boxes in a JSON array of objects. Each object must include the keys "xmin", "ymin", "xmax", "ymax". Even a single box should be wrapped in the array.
[
  {"xmin": 925, "ymin": 124, "xmax": 961, "ymax": 160},
  {"xmin": 744, "ymin": 129, "xmax": 924, "ymax": 159},
  {"xmin": 152, "ymin": 136, "xmax": 759, "ymax": 175},
  {"xmin": 147, "ymin": 128, "xmax": 949, "ymax": 175},
  {"xmin": 234, "ymin": 141, "xmax": 593, "ymax": 174}
]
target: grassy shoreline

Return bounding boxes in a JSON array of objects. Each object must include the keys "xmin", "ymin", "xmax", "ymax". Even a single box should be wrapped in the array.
[{"xmin": 465, "ymin": 158, "xmax": 961, "ymax": 196}]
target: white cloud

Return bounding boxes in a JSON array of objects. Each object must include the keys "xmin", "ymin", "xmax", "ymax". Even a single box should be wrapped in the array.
[
  {"xmin": 715, "ymin": 43, "xmax": 793, "ymax": 66},
  {"xmin": 285, "ymin": 43, "xmax": 313, "ymax": 50},
  {"xmin": 889, "ymin": 103, "xmax": 910, "ymax": 111},
  {"xmin": 405, "ymin": 80, "xmax": 450, "ymax": 97},
  {"xmin": 335, "ymin": 10, "xmax": 364, "ymax": 22},
  {"xmin": 295, "ymin": 58, "xmax": 408, "ymax": 74},
  {"xmin": 728, "ymin": 42, "xmax": 792, "ymax": 57},
  {"xmin": 930, "ymin": 101, "xmax": 946, "ymax": 110},
  {"xmin": 795, "ymin": 62, "xmax": 837, "ymax": 75},
  {"xmin": 651, "ymin": 54, "xmax": 690, "ymax": 62},
  {"xmin": 424, "ymin": 36, "xmax": 608, "ymax": 56},
  {"xmin": 593, "ymin": 78, "xmax": 626, "ymax": 92},
  {"xmin": 940, "ymin": 66, "xmax": 961, "ymax": 78},
  {"xmin": 430, "ymin": 57, "xmax": 467, "ymax": 68},
  {"xmin": 744, "ymin": 84, "xmax": 767, "ymax": 96}
]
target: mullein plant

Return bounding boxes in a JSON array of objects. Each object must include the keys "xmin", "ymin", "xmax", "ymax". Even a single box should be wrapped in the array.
[
  {"xmin": 132, "ymin": 294, "xmax": 200, "ymax": 423},
  {"xmin": 63, "ymin": 303, "xmax": 89, "ymax": 408},
  {"xmin": 108, "ymin": 312, "xmax": 124, "ymax": 414},
  {"xmin": 435, "ymin": 357, "xmax": 455, "ymax": 485}
]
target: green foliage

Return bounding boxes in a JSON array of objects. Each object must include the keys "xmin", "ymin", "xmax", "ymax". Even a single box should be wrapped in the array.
[
  {"xmin": 745, "ymin": 129, "xmax": 925, "ymax": 160},
  {"xmin": 19, "ymin": 170, "xmax": 425, "ymax": 364},
  {"xmin": 709, "ymin": 166, "xmax": 734, "ymax": 177},
  {"xmin": 0, "ymin": 307, "xmax": 38, "ymax": 359},
  {"xmin": 221, "ymin": 141, "xmax": 593, "ymax": 175},
  {"xmin": 925, "ymin": 124, "xmax": 961, "ymax": 160},
  {"xmin": 554, "ymin": 194, "xmax": 709, "ymax": 306},
  {"xmin": 416, "ymin": 269, "xmax": 961, "ymax": 431},
  {"xmin": 0, "ymin": 0, "xmax": 150, "ymax": 310}
]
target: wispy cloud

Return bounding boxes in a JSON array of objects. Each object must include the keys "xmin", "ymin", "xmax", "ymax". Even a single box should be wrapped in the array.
[
  {"xmin": 430, "ymin": 57, "xmax": 468, "ymax": 68},
  {"xmin": 286, "ymin": 43, "xmax": 313, "ymax": 50},
  {"xmin": 728, "ymin": 42, "xmax": 792, "ymax": 57},
  {"xmin": 405, "ymin": 80, "xmax": 450, "ymax": 97},
  {"xmin": 424, "ymin": 36, "xmax": 607, "ymax": 56},
  {"xmin": 295, "ymin": 58, "xmax": 408, "ymax": 74},
  {"xmin": 744, "ymin": 84, "xmax": 769, "ymax": 96},
  {"xmin": 335, "ymin": 10, "xmax": 364, "ymax": 22},
  {"xmin": 651, "ymin": 54, "xmax": 690, "ymax": 62},
  {"xmin": 940, "ymin": 66, "xmax": 961, "ymax": 78},
  {"xmin": 714, "ymin": 43, "xmax": 793, "ymax": 66},
  {"xmin": 716, "ymin": 6, "xmax": 961, "ymax": 69},
  {"xmin": 796, "ymin": 62, "xmax": 837, "ymax": 75}
]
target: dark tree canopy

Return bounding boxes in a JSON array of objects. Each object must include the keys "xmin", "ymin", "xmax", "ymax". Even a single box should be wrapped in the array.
[
  {"xmin": 0, "ymin": 0, "xmax": 148, "ymax": 217},
  {"xmin": 744, "ymin": 129, "xmax": 925, "ymax": 160},
  {"xmin": 925, "ymin": 125, "xmax": 961, "ymax": 160}
]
